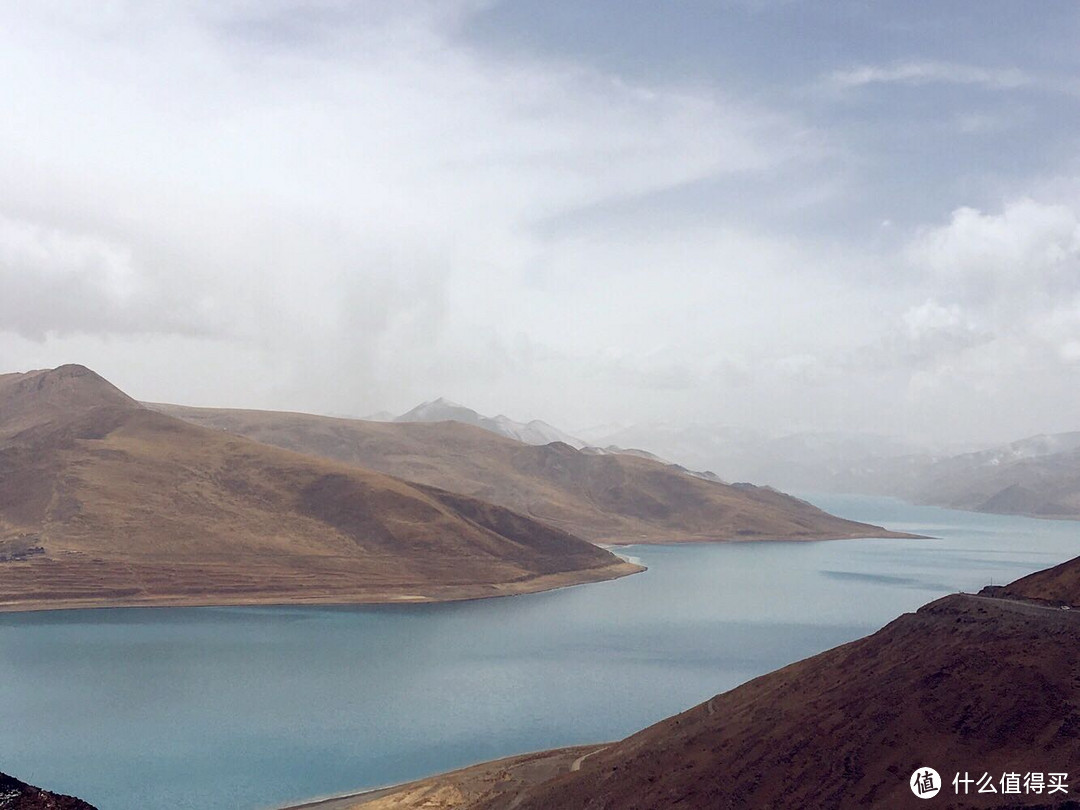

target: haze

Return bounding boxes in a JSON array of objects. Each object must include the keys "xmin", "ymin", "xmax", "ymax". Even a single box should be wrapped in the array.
[{"xmin": 2, "ymin": 1, "xmax": 1079, "ymax": 448}]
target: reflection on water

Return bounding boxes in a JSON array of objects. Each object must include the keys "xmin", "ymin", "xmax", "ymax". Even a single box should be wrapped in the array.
[{"xmin": 0, "ymin": 495, "xmax": 1076, "ymax": 810}]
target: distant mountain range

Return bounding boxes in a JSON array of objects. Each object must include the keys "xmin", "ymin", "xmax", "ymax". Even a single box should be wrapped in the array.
[
  {"xmin": 383, "ymin": 399, "xmax": 722, "ymax": 482},
  {"xmin": 393, "ymin": 397, "xmax": 589, "ymax": 449},
  {"xmin": 387, "ymin": 408, "xmax": 936, "ymax": 494},
  {"xmin": 899, "ymin": 432, "xmax": 1080, "ymax": 518},
  {"xmin": 580, "ymin": 421, "xmax": 941, "ymax": 492},
  {"xmin": 590, "ymin": 420, "xmax": 1080, "ymax": 521},
  {"xmin": 373, "ymin": 397, "xmax": 1080, "ymax": 522},
  {"xmin": 153, "ymin": 403, "xmax": 907, "ymax": 544}
]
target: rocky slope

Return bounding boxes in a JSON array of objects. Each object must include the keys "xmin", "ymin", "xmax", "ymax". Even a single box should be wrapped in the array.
[
  {"xmin": 0, "ymin": 365, "xmax": 638, "ymax": 611},
  {"xmin": 0, "ymin": 772, "xmax": 96, "ymax": 810}
]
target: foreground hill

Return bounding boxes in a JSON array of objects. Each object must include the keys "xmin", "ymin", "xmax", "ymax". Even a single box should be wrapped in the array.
[
  {"xmin": 149, "ymin": 404, "xmax": 910, "ymax": 544},
  {"xmin": 299, "ymin": 556, "xmax": 1080, "ymax": 810},
  {"xmin": 1000, "ymin": 554, "xmax": 1080, "ymax": 606},
  {"xmin": 0, "ymin": 366, "xmax": 638, "ymax": 611},
  {"xmin": 0, "ymin": 771, "xmax": 96, "ymax": 810}
]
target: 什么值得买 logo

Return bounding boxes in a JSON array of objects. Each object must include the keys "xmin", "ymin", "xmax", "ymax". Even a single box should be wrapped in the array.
[{"xmin": 910, "ymin": 767, "xmax": 941, "ymax": 799}]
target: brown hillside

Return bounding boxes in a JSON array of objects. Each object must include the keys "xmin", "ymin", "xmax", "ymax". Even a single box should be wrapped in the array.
[
  {"xmin": 1000, "ymin": 555, "xmax": 1080, "ymax": 606},
  {"xmin": 0, "ymin": 771, "xmax": 97, "ymax": 810},
  {"xmin": 149, "ymin": 404, "xmax": 910, "ymax": 544},
  {"xmin": 0, "ymin": 363, "xmax": 136, "ymax": 439},
  {"xmin": 305, "ymin": 557, "xmax": 1080, "ymax": 810},
  {"xmin": 0, "ymin": 366, "xmax": 638, "ymax": 611}
]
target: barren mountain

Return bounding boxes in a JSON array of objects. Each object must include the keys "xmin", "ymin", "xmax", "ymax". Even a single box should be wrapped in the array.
[
  {"xmin": 395, "ymin": 397, "xmax": 588, "ymax": 448},
  {"xmin": 150, "ymin": 403, "xmax": 911, "ymax": 544},
  {"xmin": 582, "ymin": 421, "xmax": 939, "ymax": 493},
  {"xmin": 0, "ymin": 365, "xmax": 637, "ymax": 611},
  {"xmin": 307, "ymin": 556, "xmax": 1080, "ymax": 810},
  {"xmin": 1001, "ymin": 554, "xmax": 1080, "ymax": 605},
  {"xmin": 0, "ymin": 771, "xmax": 97, "ymax": 810},
  {"xmin": 901, "ymin": 433, "xmax": 1080, "ymax": 519}
]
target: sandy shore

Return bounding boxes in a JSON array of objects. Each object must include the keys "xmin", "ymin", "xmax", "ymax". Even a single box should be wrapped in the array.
[
  {"xmin": 0, "ymin": 560, "xmax": 644, "ymax": 614},
  {"xmin": 276, "ymin": 745, "xmax": 604, "ymax": 810}
]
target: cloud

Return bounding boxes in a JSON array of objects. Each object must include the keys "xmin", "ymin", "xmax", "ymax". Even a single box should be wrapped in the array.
[
  {"xmin": 850, "ymin": 198, "xmax": 1080, "ymax": 428},
  {"xmin": 2, "ymin": 2, "xmax": 1078, "ymax": 446},
  {"xmin": 0, "ymin": 0, "xmax": 817, "ymax": 418},
  {"xmin": 908, "ymin": 198, "xmax": 1080, "ymax": 309},
  {"xmin": 0, "ymin": 214, "xmax": 218, "ymax": 340},
  {"xmin": 902, "ymin": 299, "xmax": 966, "ymax": 337},
  {"xmin": 828, "ymin": 60, "xmax": 1033, "ymax": 92}
]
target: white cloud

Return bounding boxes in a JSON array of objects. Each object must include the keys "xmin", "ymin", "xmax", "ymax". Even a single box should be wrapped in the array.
[
  {"xmin": 0, "ymin": 214, "xmax": 212, "ymax": 340},
  {"xmin": 828, "ymin": 60, "xmax": 1033, "ymax": 92},
  {"xmin": 901, "ymin": 299, "xmax": 979, "ymax": 347},
  {"xmin": 2, "ymin": 3, "xmax": 1079, "ymax": 446},
  {"xmin": 0, "ymin": 1, "xmax": 812, "ymax": 417},
  {"xmin": 873, "ymin": 198, "xmax": 1080, "ymax": 432},
  {"xmin": 908, "ymin": 198, "xmax": 1080, "ymax": 308}
]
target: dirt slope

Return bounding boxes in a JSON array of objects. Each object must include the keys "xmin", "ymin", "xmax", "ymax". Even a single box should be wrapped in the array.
[
  {"xmin": 0, "ymin": 771, "xmax": 97, "ymax": 810},
  {"xmin": 0, "ymin": 365, "xmax": 638, "ymax": 611},
  {"xmin": 1000, "ymin": 554, "xmax": 1080, "ymax": 605},
  {"xmin": 150, "ymin": 403, "xmax": 912, "ymax": 544}
]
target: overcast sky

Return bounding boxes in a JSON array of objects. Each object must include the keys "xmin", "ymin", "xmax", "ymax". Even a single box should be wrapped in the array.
[{"xmin": 2, "ymin": 0, "xmax": 1080, "ymax": 446}]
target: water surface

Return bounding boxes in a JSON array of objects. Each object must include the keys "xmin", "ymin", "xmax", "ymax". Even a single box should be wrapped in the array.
[{"xmin": 0, "ymin": 495, "xmax": 1076, "ymax": 809}]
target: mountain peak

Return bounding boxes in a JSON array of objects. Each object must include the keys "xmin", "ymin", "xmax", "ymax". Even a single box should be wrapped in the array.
[
  {"xmin": 0, "ymin": 364, "xmax": 140, "ymax": 437},
  {"xmin": 395, "ymin": 398, "xmax": 484, "ymax": 426},
  {"xmin": 392, "ymin": 399, "xmax": 588, "ymax": 449}
]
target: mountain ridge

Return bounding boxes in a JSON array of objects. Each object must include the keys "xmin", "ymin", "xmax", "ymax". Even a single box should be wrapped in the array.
[
  {"xmin": 0, "ymin": 365, "xmax": 639, "ymax": 611},
  {"xmin": 0, "ymin": 770, "xmax": 97, "ymax": 810},
  {"xmin": 150, "ymin": 402, "xmax": 915, "ymax": 544},
  {"xmin": 394, "ymin": 397, "xmax": 589, "ymax": 449}
]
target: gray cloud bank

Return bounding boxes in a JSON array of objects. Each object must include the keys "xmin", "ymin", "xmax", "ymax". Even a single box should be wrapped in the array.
[{"xmin": 2, "ymin": 1, "xmax": 1079, "ymax": 447}]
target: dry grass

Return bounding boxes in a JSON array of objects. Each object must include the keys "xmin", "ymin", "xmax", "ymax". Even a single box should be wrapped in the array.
[{"xmin": 0, "ymin": 366, "xmax": 639, "ymax": 611}]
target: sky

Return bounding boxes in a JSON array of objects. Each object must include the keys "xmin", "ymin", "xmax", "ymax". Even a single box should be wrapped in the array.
[{"xmin": 2, "ymin": 0, "xmax": 1080, "ymax": 447}]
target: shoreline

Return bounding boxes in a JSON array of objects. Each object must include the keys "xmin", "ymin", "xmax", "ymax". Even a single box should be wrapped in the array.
[
  {"xmin": 0, "ymin": 560, "xmax": 644, "ymax": 615},
  {"xmin": 597, "ymin": 527, "xmax": 927, "ymax": 546},
  {"xmin": 0, "ymin": 528, "xmax": 926, "ymax": 615},
  {"xmin": 273, "ymin": 745, "xmax": 604, "ymax": 810}
]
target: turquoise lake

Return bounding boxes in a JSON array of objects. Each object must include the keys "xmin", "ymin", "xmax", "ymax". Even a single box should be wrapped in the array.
[{"xmin": 1, "ymin": 495, "xmax": 1077, "ymax": 809}]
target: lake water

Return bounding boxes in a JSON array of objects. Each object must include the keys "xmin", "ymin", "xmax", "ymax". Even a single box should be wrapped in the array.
[{"xmin": 1, "ymin": 495, "xmax": 1078, "ymax": 810}]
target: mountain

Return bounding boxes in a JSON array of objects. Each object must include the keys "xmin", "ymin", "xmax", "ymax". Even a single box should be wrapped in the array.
[
  {"xmin": 900, "ymin": 432, "xmax": 1080, "ymax": 518},
  {"xmin": 395, "ymin": 400, "xmax": 725, "ymax": 480},
  {"xmin": 583, "ymin": 421, "xmax": 938, "ymax": 493},
  {"xmin": 150, "ymin": 403, "xmax": 913, "ymax": 544},
  {"xmin": 0, "ymin": 771, "xmax": 97, "ymax": 810},
  {"xmin": 0, "ymin": 362, "xmax": 138, "ymax": 440},
  {"xmin": 395, "ymin": 397, "xmax": 588, "ymax": 449},
  {"xmin": 0, "ymin": 365, "xmax": 638, "ymax": 611},
  {"xmin": 584, "ymin": 416, "xmax": 1080, "ymax": 521},
  {"xmin": 1001, "ymin": 554, "xmax": 1080, "ymax": 605},
  {"xmin": 302, "ymin": 556, "xmax": 1080, "ymax": 810}
]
